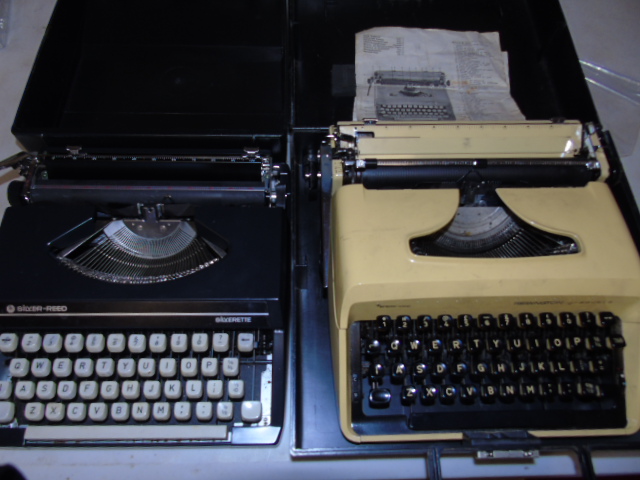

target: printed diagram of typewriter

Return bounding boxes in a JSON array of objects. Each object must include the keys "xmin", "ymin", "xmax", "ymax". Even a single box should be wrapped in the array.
[
  {"xmin": 368, "ymin": 70, "xmax": 456, "ymax": 121},
  {"xmin": 312, "ymin": 120, "xmax": 640, "ymax": 443},
  {"xmin": 0, "ymin": 150, "xmax": 288, "ymax": 446}
]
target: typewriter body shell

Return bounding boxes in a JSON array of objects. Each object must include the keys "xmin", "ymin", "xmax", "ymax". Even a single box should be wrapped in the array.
[
  {"xmin": 0, "ymin": 0, "xmax": 290, "ymax": 446},
  {"xmin": 292, "ymin": 0, "xmax": 640, "ymax": 459}
]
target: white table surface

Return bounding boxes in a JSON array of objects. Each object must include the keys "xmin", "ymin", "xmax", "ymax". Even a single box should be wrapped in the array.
[{"xmin": 0, "ymin": 1, "xmax": 639, "ymax": 478}]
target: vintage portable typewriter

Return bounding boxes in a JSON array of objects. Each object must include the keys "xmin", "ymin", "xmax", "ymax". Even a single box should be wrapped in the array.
[
  {"xmin": 0, "ymin": 0, "xmax": 289, "ymax": 446},
  {"xmin": 321, "ymin": 119, "xmax": 640, "ymax": 443},
  {"xmin": 368, "ymin": 71, "xmax": 456, "ymax": 121}
]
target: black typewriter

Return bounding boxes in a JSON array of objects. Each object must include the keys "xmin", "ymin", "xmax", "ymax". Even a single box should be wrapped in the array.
[{"xmin": 0, "ymin": 0, "xmax": 289, "ymax": 446}]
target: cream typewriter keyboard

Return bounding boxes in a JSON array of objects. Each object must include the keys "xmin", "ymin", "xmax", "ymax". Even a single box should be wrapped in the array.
[
  {"xmin": 351, "ymin": 311, "xmax": 627, "ymax": 435},
  {"xmin": 0, "ymin": 330, "xmax": 276, "ymax": 444}
]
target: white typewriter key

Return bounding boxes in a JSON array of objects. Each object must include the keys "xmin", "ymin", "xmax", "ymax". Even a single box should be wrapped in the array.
[
  {"xmin": 138, "ymin": 358, "xmax": 156, "ymax": 378},
  {"xmin": 170, "ymin": 333, "xmax": 188, "ymax": 353},
  {"xmin": 58, "ymin": 381, "xmax": 77, "ymax": 400},
  {"xmin": 196, "ymin": 402, "xmax": 213, "ymax": 421},
  {"xmin": 143, "ymin": 381, "xmax": 161, "ymax": 400},
  {"xmin": 228, "ymin": 380, "xmax": 245, "ymax": 399},
  {"xmin": 64, "ymin": 334, "xmax": 84, "ymax": 353},
  {"xmin": 122, "ymin": 380, "xmax": 141, "ymax": 400},
  {"xmin": 0, "ymin": 333, "xmax": 18, "ymax": 353},
  {"xmin": 159, "ymin": 358, "xmax": 177, "ymax": 377},
  {"xmin": 66, "ymin": 403, "xmax": 87, "ymax": 422},
  {"xmin": 42, "ymin": 334, "xmax": 63, "ymax": 354},
  {"xmin": 117, "ymin": 358, "xmax": 136, "ymax": 378},
  {"xmin": 132, "ymin": 402, "xmax": 150, "ymax": 422},
  {"xmin": 111, "ymin": 402, "xmax": 130, "ymax": 422},
  {"xmin": 191, "ymin": 333, "xmax": 209, "ymax": 353},
  {"xmin": 21, "ymin": 333, "xmax": 42, "ymax": 353},
  {"xmin": 52, "ymin": 358, "xmax": 72, "ymax": 378},
  {"xmin": 186, "ymin": 380, "xmax": 203, "ymax": 399},
  {"xmin": 201, "ymin": 358, "xmax": 218, "ymax": 377},
  {"xmin": 216, "ymin": 402, "xmax": 234, "ymax": 421},
  {"xmin": 174, "ymin": 402, "xmax": 191, "ymax": 421},
  {"xmin": 88, "ymin": 403, "xmax": 108, "ymax": 422},
  {"xmin": 31, "ymin": 358, "xmax": 52, "ymax": 378},
  {"xmin": 15, "ymin": 381, "xmax": 36, "ymax": 401},
  {"xmin": 24, "ymin": 402, "xmax": 45, "ymax": 422},
  {"xmin": 0, "ymin": 402, "xmax": 15, "ymax": 424},
  {"xmin": 237, "ymin": 333, "xmax": 254, "ymax": 353},
  {"xmin": 0, "ymin": 382, "xmax": 12, "ymax": 400},
  {"xmin": 85, "ymin": 333, "xmax": 105, "ymax": 353},
  {"xmin": 164, "ymin": 380, "xmax": 182, "ymax": 400},
  {"xmin": 107, "ymin": 334, "xmax": 126, "ymax": 353},
  {"xmin": 45, "ymin": 403, "xmax": 65, "ymax": 422},
  {"xmin": 36, "ymin": 381, "xmax": 56, "ymax": 401},
  {"xmin": 213, "ymin": 333, "xmax": 230, "ymax": 353},
  {"xmin": 206, "ymin": 380, "xmax": 224, "ymax": 399},
  {"xmin": 74, "ymin": 358, "xmax": 94, "ymax": 378},
  {"xmin": 9, "ymin": 358, "xmax": 30, "ymax": 378},
  {"xmin": 100, "ymin": 381, "xmax": 120, "ymax": 401},
  {"xmin": 128, "ymin": 334, "xmax": 146, "ymax": 353},
  {"xmin": 241, "ymin": 401, "xmax": 262, "ymax": 424},
  {"xmin": 149, "ymin": 333, "xmax": 167, "ymax": 353},
  {"xmin": 95, "ymin": 358, "xmax": 115, "ymax": 377},
  {"xmin": 180, "ymin": 358, "xmax": 198, "ymax": 378},
  {"xmin": 153, "ymin": 402, "xmax": 171, "ymax": 422},
  {"xmin": 79, "ymin": 381, "xmax": 99, "ymax": 400},
  {"xmin": 222, "ymin": 357, "xmax": 240, "ymax": 377}
]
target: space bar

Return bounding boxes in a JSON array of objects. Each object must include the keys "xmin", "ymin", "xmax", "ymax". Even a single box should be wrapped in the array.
[{"xmin": 25, "ymin": 425, "xmax": 229, "ymax": 442}]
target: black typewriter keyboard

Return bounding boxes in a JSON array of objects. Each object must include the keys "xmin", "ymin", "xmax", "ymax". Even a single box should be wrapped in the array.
[
  {"xmin": 351, "ymin": 312, "xmax": 627, "ymax": 434},
  {"xmin": 0, "ymin": 329, "xmax": 282, "ymax": 445},
  {"xmin": 377, "ymin": 104, "xmax": 454, "ymax": 121}
]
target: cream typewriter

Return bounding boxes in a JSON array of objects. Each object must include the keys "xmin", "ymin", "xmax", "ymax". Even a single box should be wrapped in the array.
[{"xmin": 321, "ymin": 120, "xmax": 640, "ymax": 443}]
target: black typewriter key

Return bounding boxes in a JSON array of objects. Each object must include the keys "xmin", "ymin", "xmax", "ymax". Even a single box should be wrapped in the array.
[
  {"xmin": 440, "ymin": 385, "xmax": 457, "ymax": 404},
  {"xmin": 471, "ymin": 362, "xmax": 489, "ymax": 381},
  {"xmin": 412, "ymin": 362, "xmax": 429, "ymax": 380},
  {"xmin": 566, "ymin": 335, "xmax": 585, "ymax": 352},
  {"xmin": 545, "ymin": 336, "xmax": 564, "ymax": 352},
  {"xmin": 538, "ymin": 382, "xmax": 556, "ymax": 400},
  {"xmin": 369, "ymin": 388, "xmax": 392, "ymax": 408},
  {"xmin": 459, "ymin": 385, "xmax": 478, "ymax": 404},
  {"xmin": 586, "ymin": 336, "xmax": 606, "ymax": 352},
  {"xmin": 589, "ymin": 357, "xmax": 610, "ymax": 374},
  {"xmin": 427, "ymin": 338, "xmax": 443, "ymax": 355},
  {"xmin": 390, "ymin": 362, "xmax": 407, "ymax": 383},
  {"xmin": 538, "ymin": 313, "xmax": 556, "ymax": 329},
  {"xmin": 499, "ymin": 383, "xmax": 517, "ymax": 403},
  {"xmin": 506, "ymin": 337, "xmax": 524, "ymax": 353},
  {"xmin": 467, "ymin": 337, "xmax": 483, "ymax": 354},
  {"xmin": 576, "ymin": 381, "xmax": 601, "ymax": 401},
  {"xmin": 557, "ymin": 381, "xmax": 574, "ymax": 400},
  {"xmin": 525, "ymin": 337, "xmax": 543, "ymax": 353},
  {"xmin": 519, "ymin": 382, "xmax": 537, "ymax": 402},
  {"xmin": 498, "ymin": 313, "xmax": 516, "ymax": 330},
  {"xmin": 456, "ymin": 315, "xmax": 473, "ymax": 332},
  {"xmin": 559, "ymin": 312, "xmax": 577, "ymax": 328},
  {"xmin": 511, "ymin": 360, "xmax": 528, "ymax": 378},
  {"xmin": 416, "ymin": 315, "xmax": 433, "ymax": 333},
  {"xmin": 406, "ymin": 337, "xmax": 422, "ymax": 356},
  {"xmin": 437, "ymin": 315, "xmax": 454, "ymax": 333},
  {"xmin": 387, "ymin": 338, "xmax": 402, "ymax": 356},
  {"xmin": 420, "ymin": 385, "xmax": 439, "ymax": 405},
  {"xmin": 368, "ymin": 363, "xmax": 385, "ymax": 381},
  {"xmin": 396, "ymin": 316, "xmax": 411, "ymax": 334},
  {"xmin": 480, "ymin": 384, "xmax": 498, "ymax": 403},
  {"xmin": 598, "ymin": 312, "xmax": 616, "ymax": 328},
  {"xmin": 365, "ymin": 338, "xmax": 382, "ymax": 356},
  {"xmin": 579, "ymin": 312, "xmax": 596, "ymax": 329},
  {"xmin": 607, "ymin": 335, "xmax": 626, "ymax": 349},
  {"xmin": 529, "ymin": 360, "xmax": 550, "ymax": 376},
  {"xmin": 477, "ymin": 314, "xmax": 494, "ymax": 330},
  {"xmin": 401, "ymin": 385, "xmax": 418, "ymax": 405},
  {"xmin": 518, "ymin": 313, "xmax": 536, "ymax": 330},
  {"xmin": 376, "ymin": 315, "xmax": 391, "ymax": 334},
  {"xmin": 570, "ymin": 359, "xmax": 589, "ymax": 375},
  {"xmin": 486, "ymin": 337, "xmax": 503, "ymax": 354},
  {"xmin": 449, "ymin": 338, "xmax": 465, "ymax": 356},
  {"xmin": 451, "ymin": 361, "xmax": 469, "ymax": 380},
  {"xmin": 490, "ymin": 361, "xmax": 509, "ymax": 379},
  {"xmin": 431, "ymin": 362, "xmax": 448, "ymax": 382},
  {"xmin": 551, "ymin": 360, "xmax": 570, "ymax": 376}
]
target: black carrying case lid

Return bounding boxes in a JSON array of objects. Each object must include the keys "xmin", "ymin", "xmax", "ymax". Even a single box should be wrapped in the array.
[{"xmin": 12, "ymin": 0, "xmax": 288, "ymax": 155}]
